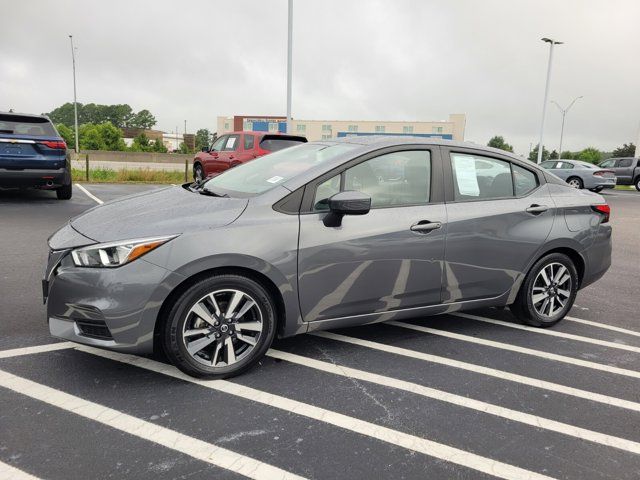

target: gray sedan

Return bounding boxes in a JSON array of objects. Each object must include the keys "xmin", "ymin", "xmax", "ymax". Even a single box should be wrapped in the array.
[
  {"xmin": 44, "ymin": 137, "xmax": 612, "ymax": 378},
  {"xmin": 540, "ymin": 159, "xmax": 616, "ymax": 191}
]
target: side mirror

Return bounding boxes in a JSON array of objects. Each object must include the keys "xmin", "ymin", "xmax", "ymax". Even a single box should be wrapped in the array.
[{"xmin": 324, "ymin": 191, "xmax": 371, "ymax": 227}]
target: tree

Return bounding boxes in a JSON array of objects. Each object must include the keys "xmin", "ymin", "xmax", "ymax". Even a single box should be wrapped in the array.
[
  {"xmin": 528, "ymin": 144, "xmax": 550, "ymax": 162},
  {"xmin": 46, "ymin": 103, "xmax": 79, "ymax": 126},
  {"xmin": 78, "ymin": 122, "xmax": 126, "ymax": 151},
  {"xmin": 56, "ymin": 124, "xmax": 75, "ymax": 148},
  {"xmin": 152, "ymin": 138, "xmax": 168, "ymax": 153},
  {"xmin": 612, "ymin": 143, "xmax": 636, "ymax": 157},
  {"xmin": 178, "ymin": 142, "xmax": 193, "ymax": 154},
  {"xmin": 195, "ymin": 129, "xmax": 212, "ymax": 151},
  {"xmin": 549, "ymin": 150, "xmax": 559, "ymax": 160},
  {"xmin": 487, "ymin": 135, "xmax": 513, "ymax": 152},
  {"xmin": 576, "ymin": 147, "xmax": 602, "ymax": 164},
  {"xmin": 560, "ymin": 151, "xmax": 573, "ymax": 160},
  {"xmin": 129, "ymin": 109, "xmax": 157, "ymax": 129},
  {"xmin": 130, "ymin": 133, "xmax": 152, "ymax": 152}
]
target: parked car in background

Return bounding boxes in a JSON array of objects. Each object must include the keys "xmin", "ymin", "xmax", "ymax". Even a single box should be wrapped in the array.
[
  {"xmin": 192, "ymin": 131, "xmax": 307, "ymax": 182},
  {"xmin": 0, "ymin": 112, "xmax": 71, "ymax": 199},
  {"xmin": 540, "ymin": 159, "xmax": 616, "ymax": 192},
  {"xmin": 598, "ymin": 157, "xmax": 640, "ymax": 191},
  {"xmin": 45, "ymin": 137, "xmax": 612, "ymax": 379}
]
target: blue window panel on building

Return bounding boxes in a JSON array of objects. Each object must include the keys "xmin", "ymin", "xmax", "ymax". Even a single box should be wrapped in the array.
[
  {"xmin": 336, "ymin": 132, "xmax": 453, "ymax": 140},
  {"xmin": 251, "ymin": 121, "xmax": 269, "ymax": 132}
]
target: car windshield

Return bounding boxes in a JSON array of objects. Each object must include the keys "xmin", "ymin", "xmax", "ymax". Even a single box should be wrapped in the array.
[{"xmin": 203, "ymin": 143, "xmax": 358, "ymax": 196}]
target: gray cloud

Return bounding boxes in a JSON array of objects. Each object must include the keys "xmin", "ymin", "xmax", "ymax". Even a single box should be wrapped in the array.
[{"xmin": 1, "ymin": 0, "xmax": 638, "ymax": 154}]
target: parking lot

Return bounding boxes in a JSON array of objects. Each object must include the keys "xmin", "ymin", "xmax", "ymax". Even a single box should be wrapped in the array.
[{"xmin": 1, "ymin": 184, "xmax": 639, "ymax": 480}]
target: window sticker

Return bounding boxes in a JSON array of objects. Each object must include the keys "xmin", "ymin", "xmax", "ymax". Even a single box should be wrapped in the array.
[
  {"xmin": 266, "ymin": 175, "xmax": 284, "ymax": 184},
  {"xmin": 453, "ymin": 155, "xmax": 480, "ymax": 196},
  {"xmin": 226, "ymin": 137, "xmax": 236, "ymax": 148}
]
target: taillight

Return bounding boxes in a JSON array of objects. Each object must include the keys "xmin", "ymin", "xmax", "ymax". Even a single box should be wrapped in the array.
[
  {"xmin": 591, "ymin": 204, "xmax": 610, "ymax": 223},
  {"xmin": 593, "ymin": 170, "xmax": 613, "ymax": 177},
  {"xmin": 39, "ymin": 140, "xmax": 67, "ymax": 149}
]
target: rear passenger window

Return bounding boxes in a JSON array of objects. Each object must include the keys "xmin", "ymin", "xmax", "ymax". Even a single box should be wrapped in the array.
[
  {"xmin": 243, "ymin": 134, "xmax": 254, "ymax": 150},
  {"xmin": 512, "ymin": 164, "xmax": 538, "ymax": 196},
  {"xmin": 450, "ymin": 153, "xmax": 512, "ymax": 201},
  {"xmin": 618, "ymin": 159, "xmax": 632, "ymax": 167}
]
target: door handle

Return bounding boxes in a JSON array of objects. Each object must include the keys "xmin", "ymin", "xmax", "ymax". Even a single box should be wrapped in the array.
[
  {"xmin": 229, "ymin": 155, "xmax": 234, "ymax": 160},
  {"xmin": 410, "ymin": 221, "xmax": 442, "ymax": 233},
  {"xmin": 525, "ymin": 204, "xmax": 549, "ymax": 214}
]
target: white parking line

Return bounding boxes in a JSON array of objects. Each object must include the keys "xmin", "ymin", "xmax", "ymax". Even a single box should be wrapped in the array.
[
  {"xmin": 267, "ymin": 349, "xmax": 640, "ymax": 455},
  {"xmin": 566, "ymin": 316, "xmax": 640, "ymax": 338},
  {"xmin": 312, "ymin": 331, "xmax": 640, "ymax": 412},
  {"xmin": 389, "ymin": 321, "xmax": 640, "ymax": 379},
  {"xmin": 0, "ymin": 342, "xmax": 74, "ymax": 359},
  {"xmin": 0, "ymin": 461, "xmax": 39, "ymax": 480},
  {"xmin": 75, "ymin": 345, "xmax": 555, "ymax": 480},
  {"xmin": 75, "ymin": 183, "xmax": 103, "ymax": 204},
  {"xmin": 453, "ymin": 312, "xmax": 640, "ymax": 353},
  {"xmin": 0, "ymin": 369, "xmax": 306, "ymax": 480}
]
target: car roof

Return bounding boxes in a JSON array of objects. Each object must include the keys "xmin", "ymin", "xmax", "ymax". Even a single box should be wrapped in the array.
[{"xmin": 0, "ymin": 111, "xmax": 51, "ymax": 121}]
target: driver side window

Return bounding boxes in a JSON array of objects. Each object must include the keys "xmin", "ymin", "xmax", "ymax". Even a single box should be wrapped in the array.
[{"xmin": 210, "ymin": 136, "xmax": 226, "ymax": 152}]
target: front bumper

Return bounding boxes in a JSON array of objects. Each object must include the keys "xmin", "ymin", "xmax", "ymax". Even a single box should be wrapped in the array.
[
  {"xmin": 45, "ymin": 250, "xmax": 184, "ymax": 354},
  {"xmin": 0, "ymin": 168, "xmax": 69, "ymax": 189}
]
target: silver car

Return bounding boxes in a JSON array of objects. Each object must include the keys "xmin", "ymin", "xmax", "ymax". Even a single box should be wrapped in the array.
[
  {"xmin": 540, "ymin": 159, "xmax": 616, "ymax": 191},
  {"xmin": 44, "ymin": 137, "xmax": 612, "ymax": 378}
]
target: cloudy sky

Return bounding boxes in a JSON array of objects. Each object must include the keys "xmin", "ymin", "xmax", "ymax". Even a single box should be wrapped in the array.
[{"xmin": 2, "ymin": 0, "xmax": 639, "ymax": 155}]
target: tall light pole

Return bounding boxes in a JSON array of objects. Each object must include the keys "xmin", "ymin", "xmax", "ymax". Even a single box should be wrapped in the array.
[
  {"xmin": 68, "ymin": 35, "xmax": 79, "ymax": 153},
  {"xmin": 286, "ymin": 0, "xmax": 293, "ymax": 134},
  {"xmin": 536, "ymin": 37, "xmax": 563, "ymax": 164},
  {"xmin": 551, "ymin": 96, "xmax": 583, "ymax": 159}
]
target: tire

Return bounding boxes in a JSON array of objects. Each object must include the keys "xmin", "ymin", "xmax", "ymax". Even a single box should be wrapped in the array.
[
  {"xmin": 193, "ymin": 164, "xmax": 204, "ymax": 183},
  {"xmin": 510, "ymin": 253, "xmax": 578, "ymax": 327},
  {"xmin": 56, "ymin": 182, "xmax": 72, "ymax": 200},
  {"xmin": 163, "ymin": 274, "xmax": 277, "ymax": 379},
  {"xmin": 566, "ymin": 177, "xmax": 583, "ymax": 189},
  {"xmin": 634, "ymin": 177, "xmax": 640, "ymax": 192}
]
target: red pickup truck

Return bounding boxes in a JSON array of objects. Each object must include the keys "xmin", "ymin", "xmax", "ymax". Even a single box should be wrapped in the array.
[{"xmin": 193, "ymin": 131, "xmax": 307, "ymax": 182}]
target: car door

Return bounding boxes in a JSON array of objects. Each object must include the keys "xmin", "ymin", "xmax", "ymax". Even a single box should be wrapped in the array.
[
  {"xmin": 441, "ymin": 147, "xmax": 554, "ymax": 302},
  {"xmin": 222, "ymin": 134, "xmax": 241, "ymax": 167},
  {"xmin": 297, "ymin": 147, "xmax": 446, "ymax": 323},
  {"xmin": 553, "ymin": 161, "xmax": 574, "ymax": 181},
  {"xmin": 203, "ymin": 135, "xmax": 227, "ymax": 175},
  {"xmin": 614, "ymin": 158, "xmax": 634, "ymax": 184}
]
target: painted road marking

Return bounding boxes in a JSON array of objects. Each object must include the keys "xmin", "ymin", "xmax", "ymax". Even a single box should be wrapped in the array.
[
  {"xmin": 0, "ymin": 461, "xmax": 39, "ymax": 480},
  {"xmin": 389, "ymin": 321, "xmax": 640, "ymax": 379},
  {"xmin": 0, "ymin": 369, "xmax": 306, "ymax": 480},
  {"xmin": 0, "ymin": 342, "xmax": 74, "ymax": 359},
  {"xmin": 267, "ymin": 348, "xmax": 640, "ymax": 455},
  {"xmin": 565, "ymin": 316, "xmax": 640, "ymax": 338},
  {"xmin": 453, "ymin": 312, "xmax": 640, "ymax": 353},
  {"xmin": 75, "ymin": 345, "xmax": 555, "ymax": 480},
  {"xmin": 75, "ymin": 183, "xmax": 103, "ymax": 204},
  {"xmin": 312, "ymin": 331, "xmax": 640, "ymax": 413}
]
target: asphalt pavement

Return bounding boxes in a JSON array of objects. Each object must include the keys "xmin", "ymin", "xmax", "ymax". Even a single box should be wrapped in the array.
[{"xmin": 0, "ymin": 184, "xmax": 639, "ymax": 480}]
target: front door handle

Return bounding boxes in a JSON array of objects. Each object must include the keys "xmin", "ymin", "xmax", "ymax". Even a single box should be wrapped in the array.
[
  {"xmin": 410, "ymin": 221, "xmax": 442, "ymax": 233},
  {"xmin": 525, "ymin": 204, "xmax": 549, "ymax": 214}
]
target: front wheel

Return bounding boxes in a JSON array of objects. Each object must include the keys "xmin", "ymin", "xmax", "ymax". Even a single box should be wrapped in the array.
[
  {"xmin": 163, "ymin": 274, "xmax": 277, "ymax": 379},
  {"xmin": 635, "ymin": 177, "xmax": 640, "ymax": 192},
  {"xmin": 510, "ymin": 253, "xmax": 578, "ymax": 327},
  {"xmin": 193, "ymin": 164, "xmax": 204, "ymax": 183}
]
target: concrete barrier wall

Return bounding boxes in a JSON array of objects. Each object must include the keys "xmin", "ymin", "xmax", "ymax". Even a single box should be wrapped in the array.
[{"xmin": 70, "ymin": 150, "xmax": 194, "ymax": 164}]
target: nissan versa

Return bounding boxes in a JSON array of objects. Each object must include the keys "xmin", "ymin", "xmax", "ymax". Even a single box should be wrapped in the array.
[{"xmin": 44, "ymin": 137, "xmax": 612, "ymax": 378}]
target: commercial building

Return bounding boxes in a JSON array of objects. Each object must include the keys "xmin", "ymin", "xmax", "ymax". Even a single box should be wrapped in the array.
[{"xmin": 216, "ymin": 114, "xmax": 466, "ymax": 142}]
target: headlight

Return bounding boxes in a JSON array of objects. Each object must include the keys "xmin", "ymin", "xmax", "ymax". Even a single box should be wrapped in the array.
[{"xmin": 71, "ymin": 235, "xmax": 177, "ymax": 268}]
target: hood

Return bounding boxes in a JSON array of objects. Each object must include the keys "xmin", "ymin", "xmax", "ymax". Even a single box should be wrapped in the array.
[{"xmin": 70, "ymin": 185, "xmax": 248, "ymax": 242}]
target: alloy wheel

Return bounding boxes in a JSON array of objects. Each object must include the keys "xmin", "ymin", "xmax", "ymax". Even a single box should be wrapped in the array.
[
  {"xmin": 531, "ymin": 262, "xmax": 572, "ymax": 317},
  {"xmin": 568, "ymin": 179, "xmax": 581, "ymax": 188},
  {"xmin": 182, "ymin": 289, "xmax": 264, "ymax": 367}
]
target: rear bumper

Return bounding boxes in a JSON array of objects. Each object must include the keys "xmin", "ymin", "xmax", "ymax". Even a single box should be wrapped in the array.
[
  {"xmin": 585, "ymin": 176, "xmax": 616, "ymax": 189},
  {"xmin": 580, "ymin": 224, "xmax": 612, "ymax": 289},
  {"xmin": 0, "ymin": 168, "xmax": 69, "ymax": 188}
]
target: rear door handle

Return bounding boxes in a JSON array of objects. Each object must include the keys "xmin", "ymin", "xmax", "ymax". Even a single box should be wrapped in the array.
[
  {"xmin": 525, "ymin": 204, "xmax": 549, "ymax": 214},
  {"xmin": 410, "ymin": 221, "xmax": 442, "ymax": 233}
]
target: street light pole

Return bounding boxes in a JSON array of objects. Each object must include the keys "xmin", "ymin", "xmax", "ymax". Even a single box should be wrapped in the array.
[
  {"xmin": 286, "ymin": 0, "xmax": 293, "ymax": 134},
  {"xmin": 551, "ymin": 96, "xmax": 583, "ymax": 159},
  {"xmin": 536, "ymin": 38, "xmax": 563, "ymax": 164},
  {"xmin": 68, "ymin": 35, "xmax": 79, "ymax": 154}
]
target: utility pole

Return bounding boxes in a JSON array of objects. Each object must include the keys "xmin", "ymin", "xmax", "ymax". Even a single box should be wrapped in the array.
[
  {"xmin": 69, "ymin": 35, "xmax": 79, "ymax": 153},
  {"xmin": 286, "ymin": 0, "xmax": 293, "ymax": 134},
  {"xmin": 551, "ymin": 96, "xmax": 583, "ymax": 159},
  {"xmin": 536, "ymin": 38, "xmax": 563, "ymax": 164}
]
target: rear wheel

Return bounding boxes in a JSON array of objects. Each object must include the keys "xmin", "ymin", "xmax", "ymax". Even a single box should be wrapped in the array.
[
  {"xmin": 163, "ymin": 274, "xmax": 277, "ymax": 379},
  {"xmin": 511, "ymin": 253, "xmax": 578, "ymax": 327},
  {"xmin": 56, "ymin": 182, "xmax": 72, "ymax": 200},
  {"xmin": 567, "ymin": 177, "xmax": 583, "ymax": 189},
  {"xmin": 635, "ymin": 176, "xmax": 640, "ymax": 192}
]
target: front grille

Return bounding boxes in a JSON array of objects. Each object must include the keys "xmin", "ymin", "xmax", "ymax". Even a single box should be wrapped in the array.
[{"xmin": 76, "ymin": 320, "xmax": 113, "ymax": 340}]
